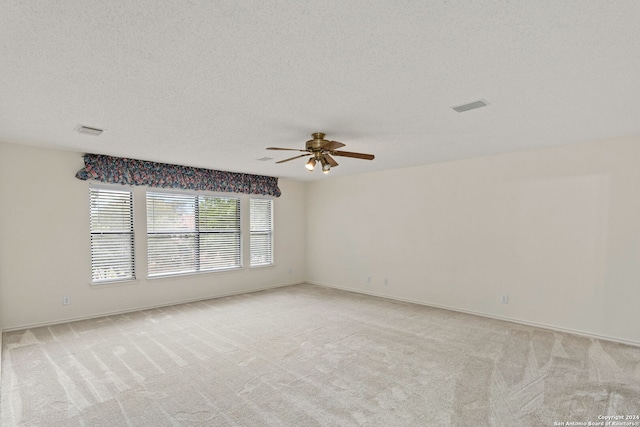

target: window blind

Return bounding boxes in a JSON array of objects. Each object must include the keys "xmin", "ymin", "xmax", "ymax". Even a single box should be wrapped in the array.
[
  {"xmin": 250, "ymin": 198, "xmax": 273, "ymax": 266},
  {"xmin": 147, "ymin": 192, "xmax": 241, "ymax": 277},
  {"xmin": 89, "ymin": 188, "xmax": 135, "ymax": 283}
]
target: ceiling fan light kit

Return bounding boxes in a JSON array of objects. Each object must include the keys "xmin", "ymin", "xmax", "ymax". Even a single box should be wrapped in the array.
[
  {"xmin": 305, "ymin": 158, "xmax": 316, "ymax": 171},
  {"xmin": 267, "ymin": 132, "xmax": 375, "ymax": 174},
  {"xmin": 320, "ymin": 157, "xmax": 330, "ymax": 173}
]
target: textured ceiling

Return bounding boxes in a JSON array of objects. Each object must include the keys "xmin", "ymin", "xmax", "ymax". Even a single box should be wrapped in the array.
[{"xmin": 2, "ymin": 1, "xmax": 640, "ymax": 181}]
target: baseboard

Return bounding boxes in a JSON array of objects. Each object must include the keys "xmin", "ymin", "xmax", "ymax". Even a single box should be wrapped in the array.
[
  {"xmin": 1, "ymin": 281, "xmax": 301, "ymax": 333},
  {"xmin": 308, "ymin": 281, "xmax": 640, "ymax": 348},
  {"xmin": 5, "ymin": 280, "xmax": 638, "ymax": 348}
]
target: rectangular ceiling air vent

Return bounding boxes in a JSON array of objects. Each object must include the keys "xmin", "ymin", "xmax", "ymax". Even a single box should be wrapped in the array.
[
  {"xmin": 257, "ymin": 157, "xmax": 274, "ymax": 161},
  {"xmin": 76, "ymin": 125, "xmax": 104, "ymax": 136},
  {"xmin": 452, "ymin": 99, "xmax": 489, "ymax": 113}
]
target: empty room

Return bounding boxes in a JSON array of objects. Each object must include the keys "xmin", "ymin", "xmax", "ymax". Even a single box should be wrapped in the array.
[{"xmin": 1, "ymin": 1, "xmax": 640, "ymax": 426}]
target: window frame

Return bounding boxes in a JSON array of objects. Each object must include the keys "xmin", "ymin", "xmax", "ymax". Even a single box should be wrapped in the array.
[
  {"xmin": 89, "ymin": 185, "xmax": 136, "ymax": 284},
  {"xmin": 250, "ymin": 197, "xmax": 274, "ymax": 268},
  {"xmin": 146, "ymin": 189, "xmax": 242, "ymax": 278}
]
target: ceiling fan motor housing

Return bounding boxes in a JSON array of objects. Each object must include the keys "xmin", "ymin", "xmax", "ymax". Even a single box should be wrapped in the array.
[{"xmin": 306, "ymin": 132, "xmax": 327, "ymax": 151}]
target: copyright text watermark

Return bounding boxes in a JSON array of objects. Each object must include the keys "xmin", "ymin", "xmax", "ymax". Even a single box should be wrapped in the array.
[{"xmin": 553, "ymin": 415, "xmax": 640, "ymax": 426}]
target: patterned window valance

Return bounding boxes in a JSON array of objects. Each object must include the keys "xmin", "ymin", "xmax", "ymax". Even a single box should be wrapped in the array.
[{"xmin": 76, "ymin": 153, "xmax": 281, "ymax": 197}]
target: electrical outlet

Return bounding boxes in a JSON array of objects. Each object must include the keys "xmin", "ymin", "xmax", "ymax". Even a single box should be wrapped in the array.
[
  {"xmin": 288, "ymin": 268, "xmax": 292, "ymax": 275},
  {"xmin": 501, "ymin": 294, "xmax": 509, "ymax": 304},
  {"xmin": 366, "ymin": 276, "xmax": 371, "ymax": 283},
  {"xmin": 63, "ymin": 296, "xmax": 71, "ymax": 305},
  {"xmin": 384, "ymin": 278, "xmax": 388, "ymax": 285}
]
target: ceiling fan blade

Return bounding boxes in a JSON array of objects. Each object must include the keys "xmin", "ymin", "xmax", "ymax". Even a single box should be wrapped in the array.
[
  {"xmin": 267, "ymin": 147, "xmax": 308, "ymax": 152},
  {"xmin": 324, "ymin": 153, "xmax": 339, "ymax": 167},
  {"xmin": 331, "ymin": 150, "xmax": 375, "ymax": 160},
  {"xmin": 322, "ymin": 140, "xmax": 346, "ymax": 150},
  {"xmin": 275, "ymin": 154, "xmax": 310, "ymax": 164}
]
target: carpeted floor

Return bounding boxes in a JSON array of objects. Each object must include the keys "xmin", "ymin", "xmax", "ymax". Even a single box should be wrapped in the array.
[{"xmin": 1, "ymin": 284, "xmax": 639, "ymax": 426}]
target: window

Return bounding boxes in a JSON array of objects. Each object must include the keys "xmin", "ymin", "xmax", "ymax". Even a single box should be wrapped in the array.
[
  {"xmin": 147, "ymin": 192, "xmax": 241, "ymax": 277},
  {"xmin": 250, "ymin": 198, "xmax": 273, "ymax": 266},
  {"xmin": 89, "ymin": 188, "xmax": 135, "ymax": 283}
]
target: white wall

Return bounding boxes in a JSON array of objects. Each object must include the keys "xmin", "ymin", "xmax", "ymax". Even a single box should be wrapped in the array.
[
  {"xmin": 306, "ymin": 135, "xmax": 640, "ymax": 345},
  {"xmin": 0, "ymin": 142, "xmax": 306, "ymax": 330},
  {"xmin": 3, "ymin": 135, "xmax": 640, "ymax": 346}
]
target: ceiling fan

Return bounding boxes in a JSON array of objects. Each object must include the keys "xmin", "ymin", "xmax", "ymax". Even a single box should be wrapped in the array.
[{"xmin": 267, "ymin": 132, "xmax": 375, "ymax": 173}]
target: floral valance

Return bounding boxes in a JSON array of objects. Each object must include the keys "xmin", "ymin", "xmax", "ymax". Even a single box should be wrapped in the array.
[{"xmin": 76, "ymin": 153, "xmax": 281, "ymax": 197}]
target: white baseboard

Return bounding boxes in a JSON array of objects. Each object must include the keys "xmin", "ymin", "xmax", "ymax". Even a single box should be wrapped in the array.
[
  {"xmin": 4, "ymin": 280, "xmax": 638, "ymax": 349},
  {"xmin": 1, "ymin": 281, "xmax": 301, "ymax": 333},
  {"xmin": 308, "ymin": 281, "xmax": 640, "ymax": 348}
]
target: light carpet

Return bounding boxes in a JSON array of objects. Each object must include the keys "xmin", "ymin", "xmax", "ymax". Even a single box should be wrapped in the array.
[{"xmin": 1, "ymin": 284, "xmax": 639, "ymax": 426}]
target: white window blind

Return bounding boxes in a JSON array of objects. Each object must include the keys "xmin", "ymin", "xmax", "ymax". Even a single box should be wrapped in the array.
[
  {"xmin": 89, "ymin": 188, "xmax": 135, "ymax": 283},
  {"xmin": 250, "ymin": 198, "xmax": 273, "ymax": 266},
  {"xmin": 147, "ymin": 192, "xmax": 241, "ymax": 277}
]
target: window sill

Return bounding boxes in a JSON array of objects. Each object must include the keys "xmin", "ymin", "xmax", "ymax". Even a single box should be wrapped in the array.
[
  {"xmin": 90, "ymin": 278, "xmax": 138, "ymax": 288},
  {"xmin": 147, "ymin": 266, "xmax": 244, "ymax": 281},
  {"xmin": 249, "ymin": 263, "xmax": 275, "ymax": 269}
]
